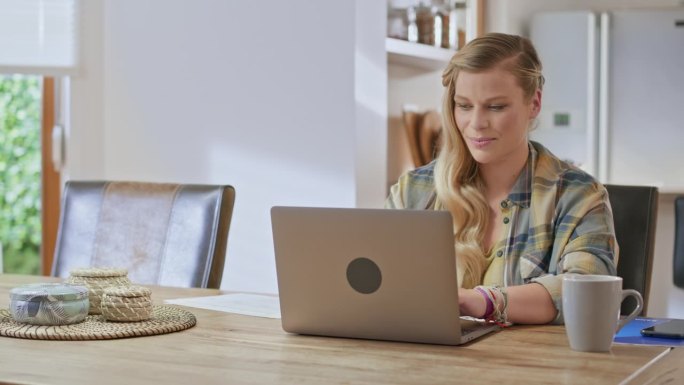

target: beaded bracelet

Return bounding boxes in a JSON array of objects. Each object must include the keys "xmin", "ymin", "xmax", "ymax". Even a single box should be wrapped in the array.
[
  {"xmin": 474, "ymin": 285, "xmax": 511, "ymax": 327},
  {"xmin": 474, "ymin": 286, "xmax": 495, "ymax": 319},
  {"xmin": 494, "ymin": 285, "xmax": 510, "ymax": 327}
]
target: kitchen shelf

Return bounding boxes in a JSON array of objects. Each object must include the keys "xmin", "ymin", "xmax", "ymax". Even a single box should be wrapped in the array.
[{"xmin": 386, "ymin": 38, "xmax": 455, "ymax": 72}]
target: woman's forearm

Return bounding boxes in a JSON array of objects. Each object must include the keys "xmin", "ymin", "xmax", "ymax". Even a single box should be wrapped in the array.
[
  {"xmin": 505, "ymin": 283, "xmax": 556, "ymax": 324},
  {"xmin": 459, "ymin": 283, "xmax": 557, "ymax": 324}
]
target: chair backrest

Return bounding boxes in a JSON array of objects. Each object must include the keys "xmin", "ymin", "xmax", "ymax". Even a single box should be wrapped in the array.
[
  {"xmin": 674, "ymin": 196, "xmax": 684, "ymax": 289},
  {"xmin": 604, "ymin": 184, "xmax": 658, "ymax": 316},
  {"xmin": 52, "ymin": 181, "xmax": 235, "ymax": 289}
]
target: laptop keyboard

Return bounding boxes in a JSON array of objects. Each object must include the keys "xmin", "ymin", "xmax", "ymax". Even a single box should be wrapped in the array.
[{"xmin": 460, "ymin": 316, "xmax": 492, "ymax": 336}]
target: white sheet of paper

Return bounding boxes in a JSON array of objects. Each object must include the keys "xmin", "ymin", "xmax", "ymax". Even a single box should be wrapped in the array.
[{"xmin": 165, "ymin": 293, "xmax": 281, "ymax": 319}]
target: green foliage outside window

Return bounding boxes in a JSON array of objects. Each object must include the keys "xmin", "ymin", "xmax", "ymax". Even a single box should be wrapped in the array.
[{"xmin": 0, "ymin": 74, "xmax": 42, "ymax": 275}]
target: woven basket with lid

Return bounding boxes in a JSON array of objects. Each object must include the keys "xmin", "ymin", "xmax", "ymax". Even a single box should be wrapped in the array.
[
  {"xmin": 65, "ymin": 268, "xmax": 131, "ymax": 315},
  {"xmin": 101, "ymin": 286, "xmax": 153, "ymax": 322}
]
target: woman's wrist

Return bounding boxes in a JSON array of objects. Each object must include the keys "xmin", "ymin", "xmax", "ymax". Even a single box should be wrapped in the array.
[
  {"xmin": 459, "ymin": 288, "xmax": 488, "ymax": 318},
  {"xmin": 474, "ymin": 286, "xmax": 495, "ymax": 319},
  {"xmin": 473, "ymin": 285, "xmax": 510, "ymax": 325}
]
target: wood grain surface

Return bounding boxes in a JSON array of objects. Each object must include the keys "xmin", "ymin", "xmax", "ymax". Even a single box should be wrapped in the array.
[{"xmin": 0, "ymin": 274, "xmax": 679, "ymax": 385}]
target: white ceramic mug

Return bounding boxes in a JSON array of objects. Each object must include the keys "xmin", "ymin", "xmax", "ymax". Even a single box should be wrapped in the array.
[{"xmin": 562, "ymin": 275, "xmax": 643, "ymax": 352}]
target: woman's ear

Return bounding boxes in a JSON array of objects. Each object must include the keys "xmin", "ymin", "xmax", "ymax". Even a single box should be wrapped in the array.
[{"xmin": 530, "ymin": 89, "xmax": 542, "ymax": 119}]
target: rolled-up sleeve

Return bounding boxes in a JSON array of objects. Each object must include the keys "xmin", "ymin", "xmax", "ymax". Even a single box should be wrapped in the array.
[
  {"xmin": 532, "ymin": 186, "xmax": 619, "ymax": 324},
  {"xmin": 533, "ymin": 252, "xmax": 614, "ymax": 324}
]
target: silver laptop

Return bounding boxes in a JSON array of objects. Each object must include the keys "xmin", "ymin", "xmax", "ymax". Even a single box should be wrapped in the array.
[{"xmin": 271, "ymin": 206, "xmax": 499, "ymax": 345}]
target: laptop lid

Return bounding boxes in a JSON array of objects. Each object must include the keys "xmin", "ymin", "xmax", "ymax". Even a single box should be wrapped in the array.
[{"xmin": 271, "ymin": 206, "xmax": 473, "ymax": 345}]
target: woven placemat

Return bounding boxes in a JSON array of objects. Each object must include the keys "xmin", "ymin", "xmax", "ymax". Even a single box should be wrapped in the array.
[{"xmin": 0, "ymin": 305, "xmax": 195, "ymax": 341}]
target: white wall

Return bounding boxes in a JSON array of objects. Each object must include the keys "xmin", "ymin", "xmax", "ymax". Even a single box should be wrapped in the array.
[
  {"xmin": 65, "ymin": 0, "xmax": 105, "ymax": 181},
  {"xmin": 67, "ymin": 0, "xmax": 387, "ymax": 294},
  {"xmin": 355, "ymin": 1, "xmax": 389, "ymax": 208}
]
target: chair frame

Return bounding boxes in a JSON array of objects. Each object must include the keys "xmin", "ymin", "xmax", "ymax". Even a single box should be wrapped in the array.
[
  {"xmin": 605, "ymin": 184, "xmax": 658, "ymax": 316},
  {"xmin": 674, "ymin": 196, "xmax": 684, "ymax": 289}
]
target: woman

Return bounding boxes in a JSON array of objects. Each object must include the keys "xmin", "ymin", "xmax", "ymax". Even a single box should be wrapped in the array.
[{"xmin": 386, "ymin": 33, "xmax": 617, "ymax": 325}]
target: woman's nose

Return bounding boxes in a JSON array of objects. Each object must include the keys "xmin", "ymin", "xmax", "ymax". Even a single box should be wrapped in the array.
[{"xmin": 469, "ymin": 109, "xmax": 489, "ymax": 131}]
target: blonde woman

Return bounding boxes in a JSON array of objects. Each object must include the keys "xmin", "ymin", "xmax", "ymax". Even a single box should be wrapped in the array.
[{"xmin": 386, "ymin": 33, "xmax": 617, "ymax": 325}]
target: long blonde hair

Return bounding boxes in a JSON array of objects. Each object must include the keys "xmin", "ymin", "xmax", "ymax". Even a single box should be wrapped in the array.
[{"xmin": 434, "ymin": 33, "xmax": 544, "ymax": 288}]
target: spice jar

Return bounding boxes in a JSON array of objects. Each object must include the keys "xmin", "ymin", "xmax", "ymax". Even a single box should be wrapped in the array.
[
  {"xmin": 66, "ymin": 268, "xmax": 131, "ymax": 315},
  {"xmin": 387, "ymin": 3, "xmax": 409, "ymax": 40},
  {"xmin": 9, "ymin": 283, "xmax": 89, "ymax": 325},
  {"xmin": 450, "ymin": 0, "xmax": 467, "ymax": 50},
  {"xmin": 100, "ymin": 286, "xmax": 153, "ymax": 322},
  {"xmin": 416, "ymin": 2, "xmax": 435, "ymax": 46}
]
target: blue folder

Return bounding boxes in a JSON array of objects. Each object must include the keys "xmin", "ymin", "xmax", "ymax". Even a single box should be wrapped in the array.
[{"xmin": 613, "ymin": 317, "xmax": 684, "ymax": 347}]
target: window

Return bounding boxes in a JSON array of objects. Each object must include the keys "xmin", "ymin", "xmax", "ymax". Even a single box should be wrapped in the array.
[
  {"xmin": 0, "ymin": 74, "xmax": 42, "ymax": 274},
  {"xmin": 0, "ymin": 0, "xmax": 79, "ymax": 274}
]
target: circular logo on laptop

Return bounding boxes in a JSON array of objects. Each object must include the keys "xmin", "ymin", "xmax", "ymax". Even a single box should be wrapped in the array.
[{"xmin": 346, "ymin": 257, "xmax": 382, "ymax": 294}]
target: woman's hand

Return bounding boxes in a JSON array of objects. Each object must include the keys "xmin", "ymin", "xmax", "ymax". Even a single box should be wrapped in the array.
[{"xmin": 458, "ymin": 287, "xmax": 488, "ymax": 318}]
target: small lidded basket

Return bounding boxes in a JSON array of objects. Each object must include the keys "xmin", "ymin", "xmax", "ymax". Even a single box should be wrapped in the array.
[
  {"xmin": 9, "ymin": 283, "xmax": 89, "ymax": 325},
  {"xmin": 100, "ymin": 286, "xmax": 153, "ymax": 322},
  {"xmin": 65, "ymin": 267, "xmax": 131, "ymax": 315}
]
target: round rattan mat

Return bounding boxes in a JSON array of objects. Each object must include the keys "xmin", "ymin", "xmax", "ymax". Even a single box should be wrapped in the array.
[{"xmin": 0, "ymin": 305, "xmax": 196, "ymax": 341}]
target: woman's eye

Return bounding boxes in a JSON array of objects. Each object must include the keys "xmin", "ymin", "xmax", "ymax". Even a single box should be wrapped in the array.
[
  {"xmin": 456, "ymin": 103, "xmax": 472, "ymax": 111},
  {"xmin": 489, "ymin": 105, "xmax": 506, "ymax": 111}
]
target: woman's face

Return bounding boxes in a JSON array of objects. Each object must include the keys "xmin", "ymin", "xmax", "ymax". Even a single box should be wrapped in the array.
[{"xmin": 453, "ymin": 67, "xmax": 541, "ymax": 167}]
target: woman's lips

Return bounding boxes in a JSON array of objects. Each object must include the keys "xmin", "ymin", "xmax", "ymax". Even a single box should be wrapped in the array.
[{"xmin": 469, "ymin": 137, "xmax": 496, "ymax": 149}]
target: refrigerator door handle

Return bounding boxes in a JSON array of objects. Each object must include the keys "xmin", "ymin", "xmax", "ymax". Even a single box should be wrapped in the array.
[
  {"xmin": 598, "ymin": 12, "xmax": 611, "ymax": 183},
  {"xmin": 586, "ymin": 12, "xmax": 599, "ymax": 178}
]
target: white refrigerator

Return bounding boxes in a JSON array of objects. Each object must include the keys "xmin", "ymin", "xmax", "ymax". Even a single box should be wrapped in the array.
[{"xmin": 529, "ymin": 9, "xmax": 684, "ymax": 191}]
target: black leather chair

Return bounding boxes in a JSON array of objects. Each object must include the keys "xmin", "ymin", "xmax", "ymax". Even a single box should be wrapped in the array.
[
  {"xmin": 51, "ymin": 181, "xmax": 235, "ymax": 289},
  {"xmin": 674, "ymin": 196, "xmax": 684, "ymax": 289},
  {"xmin": 605, "ymin": 184, "xmax": 658, "ymax": 316}
]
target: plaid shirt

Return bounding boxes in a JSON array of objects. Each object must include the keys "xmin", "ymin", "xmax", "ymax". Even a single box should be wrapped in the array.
[{"xmin": 385, "ymin": 141, "xmax": 618, "ymax": 324}]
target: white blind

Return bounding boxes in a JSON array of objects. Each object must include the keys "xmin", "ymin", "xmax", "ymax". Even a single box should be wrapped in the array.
[{"xmin": 0, "ymin": 0, "xmax": 79, "ymax": 75}]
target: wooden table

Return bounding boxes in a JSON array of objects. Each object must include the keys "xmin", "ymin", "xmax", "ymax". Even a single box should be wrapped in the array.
[{"xmin": 0, "ymin": 274, "xmax": 681, "ymax": 385}]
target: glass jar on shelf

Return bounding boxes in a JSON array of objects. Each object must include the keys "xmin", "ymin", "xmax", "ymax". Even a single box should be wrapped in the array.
[
  {"xmin": 416, "ymin": 1, "xmax": 447, "ymax": 48},
  {"xmin": 387, "ymin": 3, "xmax": 409, "ymax": 40},
  {"xmin": 387, "ymin": 0, "xmax": 424, "ymax": 42},
  {"xmin": 448, "ymin": 0, "xmax": 467, "ymax": 50},
  {"xmin": 387, "ymin": 0, "xmax": 464, "ymax": 49},
  {"xmin": 432, "ymin": 5, "xmax": 443, "ymax": 48},
  {"xmin": 416, "ymin": 1, "xmax": 434, "ymax": 46},
  {"xmin": 407, "ymin": 5, "xmax": 418, "ymax": 43},
  {"xmin": 439, "ymin": 5, "xmax": 450, "ymax": 49}
]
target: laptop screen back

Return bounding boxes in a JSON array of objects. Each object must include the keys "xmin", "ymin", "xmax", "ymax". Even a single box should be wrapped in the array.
[{"xmin": 271, "ymin": 206, "xmax": 464, "ymax": 345}]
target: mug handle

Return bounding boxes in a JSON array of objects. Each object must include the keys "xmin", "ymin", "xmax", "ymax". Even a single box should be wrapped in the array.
[{"xmin": 616, "ymin": 289, "xmax": 644, "ymax": 332}]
